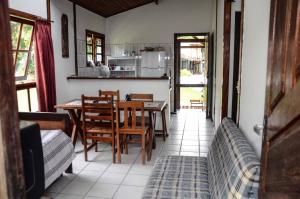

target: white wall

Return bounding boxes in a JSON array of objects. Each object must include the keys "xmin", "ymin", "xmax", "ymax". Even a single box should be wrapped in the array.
[
  {"xmin": 9, "ymin": 0, "xmax": 47, "ymax": 19},
  {"xmin": 213, "ymin": 0, "xmax": 224, "ymax": 127},
  {"xmin": 106, "ymin": 0, "xmax": 212, "ymax": 44},
  {"xmin": 51, "ymin": 0, "xmax": 75, "ymax": 105},
  {"xmin": 238, "ymin": 0, "xmax": 271, "ymax": 157},
  {"xmin": 76, "ymin": 6, "xmax": 106, "ymax": 40}
]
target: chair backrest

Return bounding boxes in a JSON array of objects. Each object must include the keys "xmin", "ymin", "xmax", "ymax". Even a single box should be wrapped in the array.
[
  {"xmin": 129, "ymin": 93, "xmax": 153, "ymax": 102},
  {"xmin": 81, "ymin": 95, "xmax": 114, "ymax": 134},
  {"xmin": 116, "ymin": 101, "xmax": 144, "ymax": 134},
  {"xmin": 207, "ymin": 118, "xmax": 260, "ymax": 199},
  {"xmin": 99, "ymin": 90, "xmax": 120, "ymax": 102}
]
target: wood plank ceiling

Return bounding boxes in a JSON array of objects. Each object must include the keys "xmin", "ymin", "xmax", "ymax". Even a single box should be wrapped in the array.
[{"xmin": 69, "ymin": 0, "xmax": 158, "ymax": 18}]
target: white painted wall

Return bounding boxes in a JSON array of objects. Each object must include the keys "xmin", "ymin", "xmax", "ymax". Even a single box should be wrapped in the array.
[
  {"xmin": 51, "ymin": 0, "xmax": 75, "ymax": 105},
  {"xmin": 9, "ymin": 0, "xmax": 47, "ymax": 19},
  {"xmin": 239, "ymin": 0, "xmax": 271, "ymax": 157},
  {"xmin": 214, "ymin": 0, "xmax": 224, "ymax": 127},
  {"xmin": 106, "ymin": 0, "xmax": 212, "ymax": 44},
  {"xmin": 76, "ymin": 6, "xmax": 106, "ymax": 40}
]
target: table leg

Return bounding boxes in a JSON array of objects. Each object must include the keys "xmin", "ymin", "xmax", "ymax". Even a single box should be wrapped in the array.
[
  {"xmin": 146, "ymin": 127, "xmax": 153, "ymax": 161},
  {"xmin": 68, "ymin": 109, "xmax": 83, "ymax": 145},
  {"xmin": 162, "ymin": 107, "xmax": 169, "ymax": 138},
  {"xmin": 148, "ymin": 111, "xmax": 156, "ymax": 149}
]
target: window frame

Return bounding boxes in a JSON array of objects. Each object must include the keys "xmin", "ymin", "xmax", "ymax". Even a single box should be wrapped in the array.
[
  {"xmin": 10, "ymin": 16, "xmax": 35, "ymax": 81},
  {"xmin": 85, "ymin": 29, "xmax": 105, "ymax": 65}
]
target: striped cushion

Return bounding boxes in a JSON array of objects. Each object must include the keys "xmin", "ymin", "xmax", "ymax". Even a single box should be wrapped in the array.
[
  {"xmin": 207, "ymin": 118, "xmax": 260, "ymax": 199},
  {"xmin": 142, "ymin": 156, "xmax": 210, "ymax": 199}
]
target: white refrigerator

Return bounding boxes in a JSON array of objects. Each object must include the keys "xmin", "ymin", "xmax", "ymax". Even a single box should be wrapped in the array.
[{"xmin": 140, "ymin": 51, "xmax": 166, "ymax": 77}]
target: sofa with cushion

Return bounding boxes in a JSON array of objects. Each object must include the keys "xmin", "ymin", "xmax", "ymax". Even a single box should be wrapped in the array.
[{"xmin": 142, "ymin": 118, "xmax": 260, "ymax": 199}]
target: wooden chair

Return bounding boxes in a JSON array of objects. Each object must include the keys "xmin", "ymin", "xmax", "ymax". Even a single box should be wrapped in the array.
[
  {"xmin": 99, "ymin": 90, "xmax": 120, "ymax": 102},
  {"xmin": 129, "ymin": 93, "xmax": 155, "ymax": 125},
  {"xmin": 116, "ymin": 101, "xmax": 152, "ymax": 164},
  {"xmin": 129, "ymin": 93, "xmax": 153, "ymax": 102},
  {"xmin": 81, "ymin": 95, "xmax": 116, "ymax": 162}
]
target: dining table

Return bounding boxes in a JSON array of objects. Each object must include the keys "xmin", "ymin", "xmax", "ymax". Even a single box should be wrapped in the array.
[{"xmin": 55, "ymin": 99, "xmax": 168, "ymax": 152}]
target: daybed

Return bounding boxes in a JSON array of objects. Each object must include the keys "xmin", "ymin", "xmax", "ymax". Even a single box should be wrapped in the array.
[
  {"xmin": 142, "ymin": 118, "xmax": 260, "ymax": 199},
  {"xmin": 19, "ymin": 112, "xmax": 75, "ymax": 199}
]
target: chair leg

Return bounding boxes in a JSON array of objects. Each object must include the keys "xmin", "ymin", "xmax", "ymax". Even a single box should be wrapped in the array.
[
  {"xmin": 162, "ymin": 109, "xmax": 166, "ymax": 141},
  {"xmin": 112, "ymin": 137, "xmax": 116, "ymax": 163},
  {"xmin": 117, "ymin": 134, "xmax": 121, "ymax": 163},
  {"xmin": 84, "ymin": 138, "xmax": 88, "ymax": 161},
  {"xmin": 141, "ymin": 134, "xmax": 145, "ymax": 164},
  {"xmin": 124, "ymin": 135, "xmax": 128, "ymax": 154},
  {"xmin": 95, "ymin": 139, "xmax": 98, "ymax": 152}
]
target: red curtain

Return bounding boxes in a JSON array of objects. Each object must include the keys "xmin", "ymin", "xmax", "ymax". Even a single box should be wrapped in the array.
[{"xmin": 35, "ymin": 20, "xmax": 57, "ymax": 112}]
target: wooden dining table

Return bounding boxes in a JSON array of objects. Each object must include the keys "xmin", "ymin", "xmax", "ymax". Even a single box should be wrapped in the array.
[{"xmin": 55, "ymin": 99, "xmax": 168, "ymax": 151}]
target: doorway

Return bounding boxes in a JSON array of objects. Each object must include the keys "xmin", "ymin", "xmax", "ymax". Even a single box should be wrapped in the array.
[{"xmin": 174, "ymin": 33, "xmax": 212, "ymax": 117}]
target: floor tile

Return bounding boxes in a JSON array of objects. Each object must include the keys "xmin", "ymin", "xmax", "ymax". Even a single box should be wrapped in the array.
[
  {"xmin": 129, "ymin": 164, "xmax": 153, "ymax": 175},
  {"xmin": 46, "ymin": 174, "xmax": 76, "ymax": 193},
  {"xmin": 72, "ymin": 160, "xmax": 90, "ymax": 171},
  {"xmin": 122, "ymin": 174, "xmax": 149, "ymax": 187},
  {"xmin": 181, "ymin": 140, "xmax": 199, "ymax": 146},
  {"xmin": 55, "ymin": 193, "xmax": 83, "ymax": 199},
  {"xmin": 61, "ymin": 180, "xmax": 94, "ymax": 196},
  {"xmin": 84, "ymin": 162, "xmax": 111, "ymax": 172},
  {"xmin": 113, "ymin": 185, "xmax": 144, "ymax": 199},
  {"xmin": 98, "ymin": 172, "xmax": 126, "ymax": 185},
  {"xmin": 163, "ymin": 144, "xmax": 181, "ymax": 151},
  {"xmin": 75, "ymin": 170, "xmax": 103, "ymax": 182},
  {"xmin": 181, "ymin": 145, "xmax": 199, "ymax": 152},
  {"xmin": 106, "ymin": 163, "xmax": 132, "ymax": 174},
  {"xmin": 180, "ymin": 151, "xmax": 200, "ymax": 156},
  {"xmin": 87, "ymin": 182, "xmax": 119, "ymax": 198}
]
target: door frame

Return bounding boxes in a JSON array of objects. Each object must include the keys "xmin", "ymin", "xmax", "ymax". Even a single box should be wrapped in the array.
[
  {"xmin": 174, "ymin": 32, "xmax": 213, "ymax": 118},
  {"xmin": 231, "ymin": 12, "xmax": 242, "ymax": 123}
]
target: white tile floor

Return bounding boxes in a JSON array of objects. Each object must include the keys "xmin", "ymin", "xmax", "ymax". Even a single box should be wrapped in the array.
[{"xmin": 45, "ymin": 109, "xmax": 214, "ymax": 199}]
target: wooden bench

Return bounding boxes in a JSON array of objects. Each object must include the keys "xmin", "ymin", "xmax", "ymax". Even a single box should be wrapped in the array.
[{"xmin": 190, "ymin": 99, "xmax": 205, "ymax": 111}]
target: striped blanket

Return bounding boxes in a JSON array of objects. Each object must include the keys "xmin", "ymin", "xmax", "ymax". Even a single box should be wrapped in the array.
[{"xmin": 41, "ymin": 130, "xmax": 75, "ymax": 188}]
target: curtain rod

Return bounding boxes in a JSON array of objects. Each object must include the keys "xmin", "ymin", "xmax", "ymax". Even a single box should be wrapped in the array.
[{"xmin": 10, "ymin": 8, "xmax": 54, "ymax": 23}]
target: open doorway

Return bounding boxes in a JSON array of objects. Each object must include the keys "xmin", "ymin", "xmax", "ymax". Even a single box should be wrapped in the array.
[{"xmin": 174, "ymin": 33, "xmax": 212, "ymax": 117}]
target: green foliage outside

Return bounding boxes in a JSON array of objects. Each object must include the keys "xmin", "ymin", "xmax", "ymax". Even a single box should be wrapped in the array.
[
  {"xmin": 180, "ymin": 69, "xmax": 192, "ymax": 77},
  {"xmin": 180, "ymin": 87, "xmax": 207, "ymax": 106},
  {"xmin": 10, "ymin": 21, "xmax": 35, "ymax": 80}
]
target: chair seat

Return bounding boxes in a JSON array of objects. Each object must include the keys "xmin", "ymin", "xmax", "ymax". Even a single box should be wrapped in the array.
[{"xmin": 143, "ymin": 156, "xmax": 210, "ymax": 199}]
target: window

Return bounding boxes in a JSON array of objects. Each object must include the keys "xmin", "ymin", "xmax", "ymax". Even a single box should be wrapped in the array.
[
  {"xmin": 11, "ymin": 17, "xmax": 35, "ymax": 81},
  {"xmin": 86, "ymin": 30, "xmax": 105, "ymax": 65},
  {"xmin": 10, "ymin": 16, "xmax": 38, "ymax": 112}
]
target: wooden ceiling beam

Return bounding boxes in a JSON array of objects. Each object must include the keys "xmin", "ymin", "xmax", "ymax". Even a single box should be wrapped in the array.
[{"xmin": 68, "ymin": 0, "xmax": 157, "ymax": 18}]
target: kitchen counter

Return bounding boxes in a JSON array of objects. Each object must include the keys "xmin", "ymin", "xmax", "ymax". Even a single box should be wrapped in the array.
[{"xmin": 67, "ymin": 75, "xmax": 170, "ymax": 80}]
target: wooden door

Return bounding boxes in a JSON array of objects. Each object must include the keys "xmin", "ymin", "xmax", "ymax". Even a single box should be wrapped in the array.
[{"xmin": 260, "ymin": 0, "xmax": 300, "ymax": 198}]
